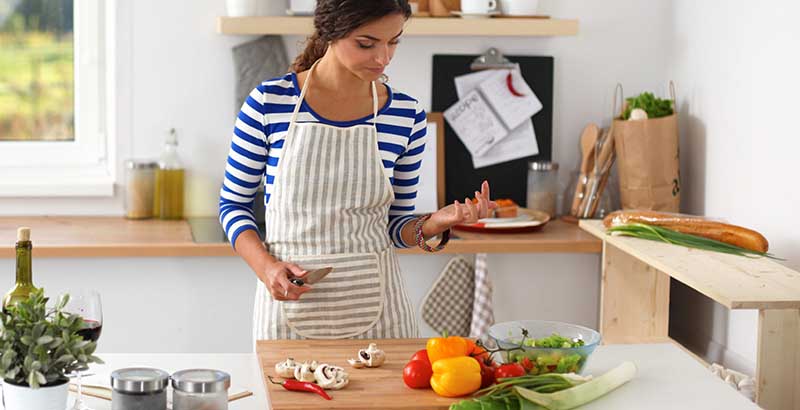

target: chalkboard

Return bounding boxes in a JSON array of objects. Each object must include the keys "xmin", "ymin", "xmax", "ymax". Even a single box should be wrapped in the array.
[{"xmin": 432, "ymin": 54, "xmax": 554, "ymax": 207}]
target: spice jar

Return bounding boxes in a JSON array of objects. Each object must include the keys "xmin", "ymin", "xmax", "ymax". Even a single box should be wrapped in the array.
[
  {"xmin": 171, "ymin": 369, "xmax": 231, "ymax": 410},
  {"xmin": 527, "ymin": 161, "xmax": 560, "ymax": 217},
  {"xmin": 111, "ymin": 368, "xmax": 169, "ymax": 410},
  {"xmin": 124, "ymin": 160, "xmax": 157, "ymax": 219}
]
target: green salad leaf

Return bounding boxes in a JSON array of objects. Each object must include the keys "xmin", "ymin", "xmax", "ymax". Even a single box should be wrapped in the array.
[{"xmin": 621, "ymin": 92, "xmax": 673, "ymax": 120}]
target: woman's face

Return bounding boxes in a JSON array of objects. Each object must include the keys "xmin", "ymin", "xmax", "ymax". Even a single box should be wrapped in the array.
[{"xmin": 331, "ymin": 13, "xmax": 407, "ymax": 82}]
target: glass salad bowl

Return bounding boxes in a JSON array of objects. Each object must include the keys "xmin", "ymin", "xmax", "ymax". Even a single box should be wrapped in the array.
[{"xmin": 488, "ymin": 320, "xmax": 601, "ymax": 375}]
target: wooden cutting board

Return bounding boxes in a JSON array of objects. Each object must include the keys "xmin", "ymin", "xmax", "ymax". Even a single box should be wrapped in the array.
[{"xmin": 257, "ymin": 338, "xmax": 461, "ymax": 410}]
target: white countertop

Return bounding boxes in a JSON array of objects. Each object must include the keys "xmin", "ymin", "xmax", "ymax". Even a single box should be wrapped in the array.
[{"xmin": 1, "ymin": 344, "xmax": 759, "ymax": 410}]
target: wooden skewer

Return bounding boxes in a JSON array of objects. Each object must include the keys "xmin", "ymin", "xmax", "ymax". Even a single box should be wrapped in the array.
[{"xmin": 69, "ymin": 384, "xmax": 253, "ymax": 403}]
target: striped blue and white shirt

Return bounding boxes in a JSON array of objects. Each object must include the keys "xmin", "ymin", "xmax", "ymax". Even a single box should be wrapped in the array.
[{"xmin": 219, "ymin": 73, "xmax": 427, "ymax": 249}]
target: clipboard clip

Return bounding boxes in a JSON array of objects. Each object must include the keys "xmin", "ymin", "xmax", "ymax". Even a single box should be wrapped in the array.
[{"xmin": 470, "ymin": 48, "xmax": 515, "ymax": 71}]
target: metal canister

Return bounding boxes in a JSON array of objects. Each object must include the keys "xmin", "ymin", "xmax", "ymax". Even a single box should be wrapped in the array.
[
  {"xmin": 171, "ymin": 369, "xmax": 231, "ymax": 410},
  {"xmin": 111, "ymin": 368, "xmax": 170, "ymax": 410}
]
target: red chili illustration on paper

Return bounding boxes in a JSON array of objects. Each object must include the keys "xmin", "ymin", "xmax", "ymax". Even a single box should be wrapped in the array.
[{"xmin": 506, "ymin": 72, "xmax": 525, "ymax": 97}]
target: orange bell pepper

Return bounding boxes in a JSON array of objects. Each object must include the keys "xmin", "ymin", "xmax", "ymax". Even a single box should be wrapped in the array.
[
  {"xmin": 426, "ymin": 333, "xmax": 470, "ymax": 364},
  {"xmin": 430, "ymin": 356, "xmax": 482, "ymax": 397}
]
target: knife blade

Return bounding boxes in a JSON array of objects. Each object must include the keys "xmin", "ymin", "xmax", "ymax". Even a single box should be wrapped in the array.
[{"xmin": 289, "ymin": 267, "xmax": 333, "ymax": 286}]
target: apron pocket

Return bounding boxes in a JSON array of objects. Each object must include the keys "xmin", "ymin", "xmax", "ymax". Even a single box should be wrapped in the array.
[{"xmin": 281, "ymin": 252, "xmax": 385, "ymax": 339}]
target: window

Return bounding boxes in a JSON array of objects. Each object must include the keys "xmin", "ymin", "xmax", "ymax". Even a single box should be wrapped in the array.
[{"xmin": 0, "ymin": 0, "xmax": 114, "ymax": 196}]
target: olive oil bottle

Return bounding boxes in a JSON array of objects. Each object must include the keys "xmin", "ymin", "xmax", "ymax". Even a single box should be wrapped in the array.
[
  {"xmin": 154, "ymin": 128, "xmax": 185, "ymax": 219},
  {"xmin": 3, "ymin": 227, "xmax": 39, "ymax": 311}
]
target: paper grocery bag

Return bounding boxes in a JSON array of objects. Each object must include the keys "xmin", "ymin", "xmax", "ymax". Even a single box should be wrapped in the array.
[{"xmin": 613, "ymin": 87, "xmax": 681, "ymax": 212}]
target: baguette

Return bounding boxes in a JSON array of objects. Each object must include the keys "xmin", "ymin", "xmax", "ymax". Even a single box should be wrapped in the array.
[{"xmin": 603, "ymin": 210, "xmax": 769, "ymax": 253}]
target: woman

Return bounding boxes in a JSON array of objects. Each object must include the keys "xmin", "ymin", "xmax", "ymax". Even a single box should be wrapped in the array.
[{"xmin": 220, "ymin": 0, "xmax": 495, "ymax": 340}]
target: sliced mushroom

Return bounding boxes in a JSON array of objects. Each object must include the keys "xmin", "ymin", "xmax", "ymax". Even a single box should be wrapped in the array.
[
  {"xmin": 314, "ymin": 364, "xmax": 349, "ymax": 390},
  {"xmin": 274, "ymin": 358, "xmax": 298, "ymax": 378},
  {"xmin": 294, "ymin": 361, "xmax": 317, "ymax": 382},
  {"xmin": 347, "ymin": 358, "xmax": 366, "ymax": 369}
]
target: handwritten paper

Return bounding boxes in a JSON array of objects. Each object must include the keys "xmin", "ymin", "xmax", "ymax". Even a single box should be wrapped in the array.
[
  {"xmin": 453, "ymin": 67, "xmax": 540, "ymax": 169},
  {"xmin": 443, "ymin": 89, "xmax": 508, "ymax": 157}
]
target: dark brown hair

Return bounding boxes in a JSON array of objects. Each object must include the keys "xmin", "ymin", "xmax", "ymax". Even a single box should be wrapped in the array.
[{"xmin": 291, "ymin": 0, "xmax": 412, "ymax": 73}]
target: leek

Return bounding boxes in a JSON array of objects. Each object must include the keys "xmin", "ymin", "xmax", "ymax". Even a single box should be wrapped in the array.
[
  {"xmin": 513, "ymin": 362, "xmax": 637, "ymax": 410},
  {"xmin": 607, "ymin": 223, "xmax": 783, "ymax": 260}
]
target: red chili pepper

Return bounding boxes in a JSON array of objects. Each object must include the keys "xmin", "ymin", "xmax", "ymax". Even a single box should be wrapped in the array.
[
  {"xmin": 506, "ymin": 72, "xmax": 525, "ymax": 97},
  {"xmin": 268, "ymin": 376, "xmax": 332, "ymax": 400}
]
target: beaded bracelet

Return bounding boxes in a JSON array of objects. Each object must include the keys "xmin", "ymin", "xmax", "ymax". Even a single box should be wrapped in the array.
[{"xmin": 414, "ymin": 214, "xmax": 450, "ymax": 252}]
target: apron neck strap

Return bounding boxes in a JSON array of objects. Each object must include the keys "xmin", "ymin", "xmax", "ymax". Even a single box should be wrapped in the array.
[{"xmin": 290, "ymin": 60, "xmax": 380, "ymax": 126}]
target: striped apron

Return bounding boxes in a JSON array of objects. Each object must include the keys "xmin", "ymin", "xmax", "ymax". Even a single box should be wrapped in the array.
[{"xmin": 253, "ymin": 61, "xmax": 418, "ymax": 340}]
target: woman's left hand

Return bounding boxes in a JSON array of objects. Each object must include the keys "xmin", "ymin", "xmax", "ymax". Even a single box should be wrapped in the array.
[{"xmin": 423, "ymin": 180, "xmax": 497, "ymax": 237}]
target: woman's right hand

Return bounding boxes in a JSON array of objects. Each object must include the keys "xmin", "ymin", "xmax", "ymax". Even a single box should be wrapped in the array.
[{"xmin": 263, "ymin": 261, "xmax": 312, "ymax": 301}]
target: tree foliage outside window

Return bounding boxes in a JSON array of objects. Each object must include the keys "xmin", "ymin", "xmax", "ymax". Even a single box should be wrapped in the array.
[{"xmin": 0, "ymin": 0, "xmax": 74, "ymax": 141}]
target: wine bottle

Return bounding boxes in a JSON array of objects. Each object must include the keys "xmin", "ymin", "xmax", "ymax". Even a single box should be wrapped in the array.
[{"xmin": 3, "ymin": 227, "xmax": 39, "ymax": 310}]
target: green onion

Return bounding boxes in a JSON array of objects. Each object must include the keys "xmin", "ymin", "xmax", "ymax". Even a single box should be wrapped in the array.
[
  {"xmin": 513, "ymin": 362, "xmax": 637, "ymax": 410},
  {"xmin": 449, "ymin": 374, "xmax": 587, "ymax": 410},
  {"xmin": 607, "ymin": 223, "xmax": 783, "ymax": 260}
]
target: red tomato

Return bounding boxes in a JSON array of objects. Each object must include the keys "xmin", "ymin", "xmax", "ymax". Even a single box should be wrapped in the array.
[
  {"xmin": 410, "ymin": 349, "xmax": 430, "ymax": 365},
  {"xmin": 474, "ymin": 357, "xmax": 497, "ymax": 388},
  {"xmin": 494, "ymin": 363, "xmax": 526, "ymax": 380},
  {"xmin": 403, "ymin": 360, "xmax": 433, "ymax": 389},
  {"xmin": 519, "ymin": 357, "xmax": 534, "ymax": 372}
]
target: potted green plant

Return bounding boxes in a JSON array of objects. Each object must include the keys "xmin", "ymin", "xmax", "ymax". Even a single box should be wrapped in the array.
[{"xmin": 0, "ymin": 289, "xmax": 103, "ymax": 410}]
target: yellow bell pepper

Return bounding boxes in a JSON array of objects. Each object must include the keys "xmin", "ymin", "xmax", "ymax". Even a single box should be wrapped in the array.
[
  {"xmin": 426, "ymin": 333, "xmax": 470, "ymax": 364},
  {"xmin": 430, "ymin": 356, "xmax": 482, "ymax": 397}
]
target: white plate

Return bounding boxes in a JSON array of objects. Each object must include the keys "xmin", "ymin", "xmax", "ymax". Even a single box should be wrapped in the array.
[
  {"xmin": 451, "ymin": 10, "xmax": 501, "ymax": 18},
  {"xmin": 285, "ymin": 9, "xmax": 314, "ymax": 16}
]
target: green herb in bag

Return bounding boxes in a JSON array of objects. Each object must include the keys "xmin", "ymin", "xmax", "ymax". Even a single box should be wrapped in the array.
[{"xmin": 621, "ymin": 92, "xmax": 673, "ymax": 120}]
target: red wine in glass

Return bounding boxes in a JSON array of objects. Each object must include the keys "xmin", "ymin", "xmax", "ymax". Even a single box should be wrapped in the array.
[{"xmin": 77, "ymin": 319, "xmax": 102, "ymax": 342}]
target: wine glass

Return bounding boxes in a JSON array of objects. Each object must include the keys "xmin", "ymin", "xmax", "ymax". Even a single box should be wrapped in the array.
[{"xmin": 64, "ymin": 290, "xmax": 103, "ymax": 410}]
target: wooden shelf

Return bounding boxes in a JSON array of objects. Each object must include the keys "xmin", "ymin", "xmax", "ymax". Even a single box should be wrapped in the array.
[
  {"xmin": 580, "ymin": 219, "xmax": 800, "ymax": 310},
  {"xmin": 0, "ymin": 217, "xmax": 599, "ymax": 258},
  {"xmin": 216, "ymin": 16, "xmax": 579, "ymax": 37}
]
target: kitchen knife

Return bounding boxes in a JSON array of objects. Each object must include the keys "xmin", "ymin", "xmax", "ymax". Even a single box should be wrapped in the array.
[{"xmin": 289, "ymin": 267, "xmax": 333, "ymax": 286}]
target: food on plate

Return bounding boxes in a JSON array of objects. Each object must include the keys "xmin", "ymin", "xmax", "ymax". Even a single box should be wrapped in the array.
[
  {"xmin": 493, "ymin": 199, "xmax": 518, "ymax": 218},
  {"xmin": 314, "ymin": 364, "xmax": 350, "ymax": 390},
  {"xmin": 268, "ymin": 376, "xmax": 332, "ymax": 400},
  {"xmin": 274, "ymin": 357, "xmax": 298, "ymax": 378},
  {"xmin": 348, "ymin": 343, "xmax": 385, "ymax": 368},
  {"xmin": 603, "ymin": 210, "xmax": 769, "ymax": 252},
  {"xmin": 403, "ymin": 359, "xmax": 433, "ymax": 389},
  {"xmin": 430, "ymin": 356, "xmax": 482, "ymax": 397}
]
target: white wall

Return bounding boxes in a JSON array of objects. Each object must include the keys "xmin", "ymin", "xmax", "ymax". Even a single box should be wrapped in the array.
[
  {"xmin": 667, "ymin": 0, "xmax": 800, "ymax": 376},
  {"xmin": 0, "ymin": 0, "xmax": 673, "ymax": 353}
]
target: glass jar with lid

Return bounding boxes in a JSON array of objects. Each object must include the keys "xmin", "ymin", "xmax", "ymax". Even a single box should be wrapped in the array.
[
  {"xmin": 124, "ymin": 160, "xmax": 158, "ymax": 219},
  {"xmin": 527, "ymin": 161, "xmax": 560, "ymax": 217},
  {"xmin": 171, "ymin": 369, "xmax": 231, "ymax": 410},
  {"xmin": 111, "ymin": 367, "xmax": 170, "ymax": 410}
]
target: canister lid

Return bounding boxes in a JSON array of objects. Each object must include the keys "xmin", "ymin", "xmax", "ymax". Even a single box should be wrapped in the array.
[
  {"xmin": 125, "ymin": 160, "xmax": 158, "ymax": 169},
  {"xmin": 111, "ymin": 368, "xmax": 170, "ymax": 393},
  {"xmin": 529, "ymin": 161, "xmax": 559, "ymax": 171},
  {"xmin": 171, "ymin": 369, "xmax": 231, "ymax": 393}
]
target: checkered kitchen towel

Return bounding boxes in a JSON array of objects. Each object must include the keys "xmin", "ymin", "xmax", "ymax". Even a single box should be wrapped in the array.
[
  {"xmin": 470, "ymin": 253, "xmax": 495, "ymax": 338},
  {"xmin": 421, "ymin": 256, "xmax": 475, "ymax": 336}
]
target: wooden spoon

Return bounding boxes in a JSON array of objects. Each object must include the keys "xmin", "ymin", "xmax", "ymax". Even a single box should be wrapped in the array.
[{"xmin": 569, "ymin": 124, "xmax": 599, "ymax": 216}]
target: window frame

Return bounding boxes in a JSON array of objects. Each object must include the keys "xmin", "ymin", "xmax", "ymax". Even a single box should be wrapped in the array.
[{"xmin": 0, "ymin": 0, "xmax": 116, "ymax": 197}]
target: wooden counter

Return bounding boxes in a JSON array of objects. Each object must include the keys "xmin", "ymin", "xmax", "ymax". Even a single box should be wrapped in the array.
[
  {"xmin": 580, "ymin": 219, "xmax": 800, "ymax": 410},
  {"xmin": 0, "ymin": 217, "xmax": 600, "ymax": 258}
]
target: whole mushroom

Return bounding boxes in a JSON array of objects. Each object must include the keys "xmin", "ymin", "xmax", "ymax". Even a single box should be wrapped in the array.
[
  {"xmin": 359, "ymin": 343, "xmax": 386, "ymax": 368},
  {"xmin": 274, "ymin": 358, "xmax": 297, "ymax": 378},
  {"xmin": 314, "ymin": 364, "xmax": 350, "ymax": 390}
]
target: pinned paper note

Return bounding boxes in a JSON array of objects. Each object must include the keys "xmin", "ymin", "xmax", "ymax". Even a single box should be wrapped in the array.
[
  {"xmin": 443, "ymin": 89, "xmax": 508, "ymax": 157},
  {"xmin": 453, "ymin": 67, "xmax": 540, "ymax": 169},
  {"xmin": 478, "ymin": 69, "xmax": 542, "ymax": 130}
]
